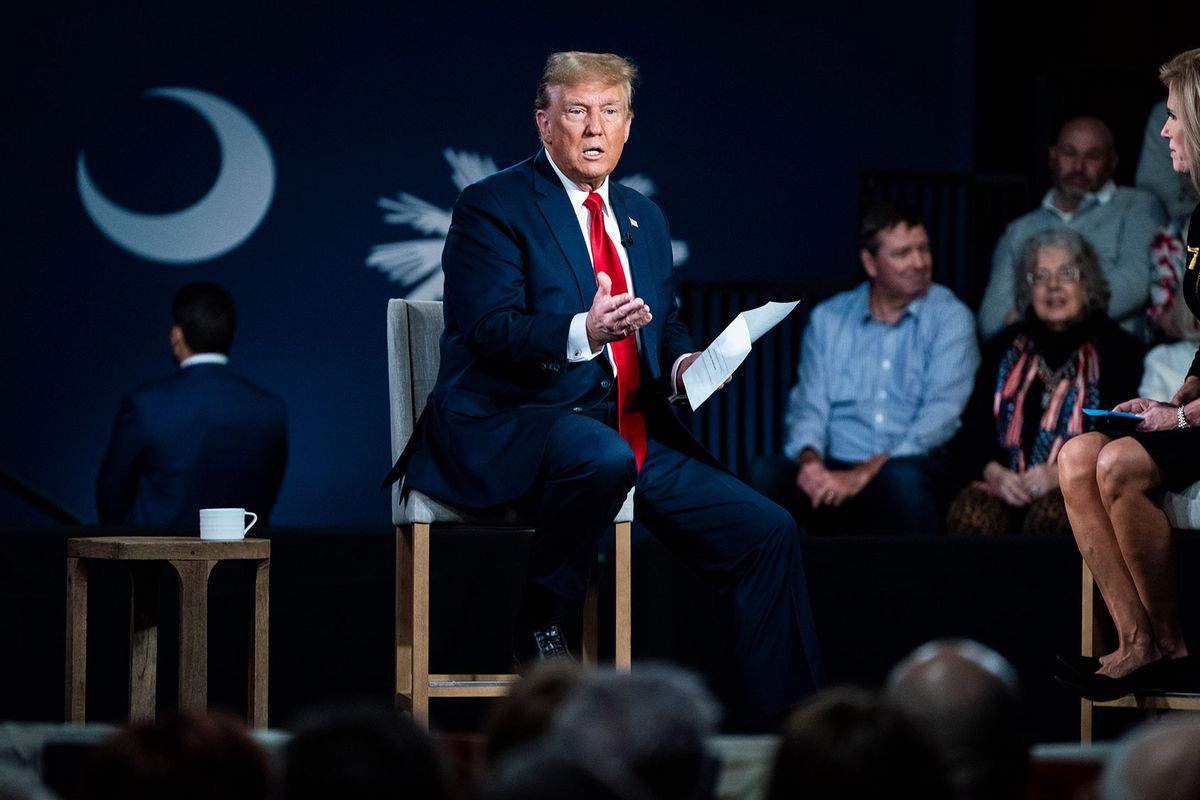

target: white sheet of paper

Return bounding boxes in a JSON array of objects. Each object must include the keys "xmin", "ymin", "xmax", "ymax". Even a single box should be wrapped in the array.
[{"xmin": 681, "ymin": 300, "xmax": 800, "ymax": 410}]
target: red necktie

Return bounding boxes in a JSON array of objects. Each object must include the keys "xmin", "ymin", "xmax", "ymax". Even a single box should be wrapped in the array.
[{"xmin": 583, "ymin": 191, "xmax": 647, "ymax": 470}]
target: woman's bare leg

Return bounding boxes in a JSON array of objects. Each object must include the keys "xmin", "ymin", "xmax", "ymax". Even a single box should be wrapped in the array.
[
  {"xmin": 1097, "ymin": 437, "xmax": 1187, "ymax": 666},
  {"xmin": 1059, "ymin": 433, "xmax": 1163, "ymax": 677}
]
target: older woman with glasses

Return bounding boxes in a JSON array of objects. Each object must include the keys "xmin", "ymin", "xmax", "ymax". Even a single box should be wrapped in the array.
[
  {"xmin": 1056, "ymin": 48, "xmax": 1200, "ymax": 700},
  {"xmin": 948, "ymin": 229, "xmax": 1143, "ymax": 537}
]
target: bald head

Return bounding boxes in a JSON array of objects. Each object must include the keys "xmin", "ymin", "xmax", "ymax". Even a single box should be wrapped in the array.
[
  {"xmin": 1050, "ymin": 116, "xmax": 1119, "ymax": 211},
  {"xmin": 1101, "ymin": 720, "xmax": 1200, "ymax": 800},
  {"xmin": 885, "ymin": 640, "xmax": 1027, "ymax": 800}
]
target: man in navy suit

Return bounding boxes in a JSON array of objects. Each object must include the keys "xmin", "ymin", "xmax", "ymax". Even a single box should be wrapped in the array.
[
  {"xmin": 385, "ymin": 52, "xmax": 820, "ymax": 724},
  {"xmin": 97, "ymin": 282, "xmax": 287, "ymax": 527}
]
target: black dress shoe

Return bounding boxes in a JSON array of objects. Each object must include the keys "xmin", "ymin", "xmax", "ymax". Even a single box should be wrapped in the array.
[
  {"xmin": 1055, "ymin": 657, "xmax": 1171, "ymax": 701},
  {"xmin": 1054, "ymin": 653, "xmax": 1102, "ymax": 681},
  {"xmin": 513, "ymin": 624, "xmax": 572, "ymax": 666},
  {"xmin": 512, "ymin": 581, "xmax": 573, "ymax": 666}
]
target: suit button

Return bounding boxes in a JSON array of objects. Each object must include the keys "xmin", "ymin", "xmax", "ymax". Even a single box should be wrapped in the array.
[
  {"xmin": 601, "ymin": 379, "xmax": 612, "ymax": 389},
  {"xmin": 572, "ymin": 407, "xmax": 584, "ymax": 413},
  {"xmin": 540, "ymin": 363, "xmax": 548, "ymax": 370}
]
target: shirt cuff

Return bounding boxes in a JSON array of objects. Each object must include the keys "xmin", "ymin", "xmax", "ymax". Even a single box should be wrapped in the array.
[
  {"xmin": 667, "ymin": 353, "xmax": 694, "ymax": 403},
  {"xmin": 568, "ymin": 313, "xmax": 603, "ymax": 362}
]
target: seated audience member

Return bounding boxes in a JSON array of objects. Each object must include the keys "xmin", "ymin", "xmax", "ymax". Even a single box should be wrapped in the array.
[
  {"xmin": 948, "ymin": 230, "xmax": 1144, "ymax": 536},
  {"xmin": 482, "ymin": 660, "xmax": 584, "ymax": 772},
  {"xmin": 79, "ymin": 711, "xmax": 271, "ymax": 800},
  {"xmin": 885, "ymin": 639, "xmax": 1028, "ymax": 800},
  {"xmin": 1142, "ymin": 285, "xmax": 1200, "ymax": 401},
  {"xmin": 749, "ymin": 201, "xmax": 979, "ymax": 535},
  {"xmin": 1099, "ymin": 719, "xmax": 1200, "ymax": 800},
  {"xmin": 978, "ymin": 116, "xmax": 1166, "ymax": 339},
  {"xmin": 1138, "ymin": 98, "xmax": 1200, "ymax": 226},
  {"xmin": 96, "ymin": 282, "xmax": 288, "ymax": 527},
  {"xmin": 483, "ymin": 747, "xmax": 652, "ymax": 800},
  {"xmin": 1147, "ymin": 214, "xmax": 1192, "ymax": 342},
  {"xmin": 546, "ymin": 664, "xmax": 721, "ymax": 800},
  {"xmin": 766, "ymin": 686, "xmax": 950, "ymax": 800},
  {"xmin": 279, "ymin": 704, "xmax": 443, "ymax": 800}
]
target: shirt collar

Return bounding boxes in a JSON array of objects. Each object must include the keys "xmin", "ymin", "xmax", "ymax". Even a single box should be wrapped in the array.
[
  {"xmin": 856, "ymin": 281, "xmax": 925, "ymax": 323},
  {"xmin": 1042, "ymin": 179, "xmax": 1117, "ymax": 221},
  {"xmin": 545, "ymin": 149, "xmax": 612, "ymax": 213},
  {"xmin": 180, "ymin": 353, "xmax": 229, "ymax": 369}
]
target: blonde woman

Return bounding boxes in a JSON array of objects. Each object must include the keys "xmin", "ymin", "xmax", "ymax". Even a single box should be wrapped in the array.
[{"xmin": 1056, "ymin": 48, "xmax": 1200, "ymax": 700}]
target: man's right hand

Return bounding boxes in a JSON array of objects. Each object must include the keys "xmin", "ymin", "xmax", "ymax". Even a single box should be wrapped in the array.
[{"xmin": 586, "ymin": 272, "xmax": 652, "ymax": 352}]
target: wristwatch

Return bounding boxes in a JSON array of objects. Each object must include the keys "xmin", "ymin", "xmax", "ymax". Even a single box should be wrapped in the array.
[{"xmin": 1178, "ymin": 405, "xmax": 1190, "ymax": 429}]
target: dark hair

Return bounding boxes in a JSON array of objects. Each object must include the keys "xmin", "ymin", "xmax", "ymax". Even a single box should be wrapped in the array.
[
  {"xmin": 483, "ymin": 660, "xmax": 585, "ymax": 768},
  {"xmin": 859, "ymin": 200, "xmax": 924, "ymax": 255},
  {"xmin": 80, "ymin": 711, "xmax": 271, "ymax": 800},
  {"xmin": 281, "ymin": 705, "xmax": 444, "ymax": 800},
  {"xmin": 172, "ymin": 282, "xmax": 236, "ymax": 354},
  {"xmin": 768, "ymin": 687, "xmax": 950, "ymax": 800}
]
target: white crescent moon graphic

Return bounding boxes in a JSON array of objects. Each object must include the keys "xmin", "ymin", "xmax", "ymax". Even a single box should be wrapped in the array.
[{"xmin": 77, "ymin": 87, "xmax": 275, "ymax": 264}]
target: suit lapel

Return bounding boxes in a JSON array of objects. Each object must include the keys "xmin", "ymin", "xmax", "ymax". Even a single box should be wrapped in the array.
[
  {"xmin": 532, "ymin": 151, "xmax": 595, "ymax": 309},
  {"xmin": 609, "ymin": 184, "xmax": 660, "ymax": 370}
]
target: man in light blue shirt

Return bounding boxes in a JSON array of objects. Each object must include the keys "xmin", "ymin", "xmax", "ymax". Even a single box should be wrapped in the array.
[
  {"xmin": 978, "ymin": 116, "xmax": 1166, "ymax": 339},
  {"xmin": 750, "ymin": 202, "xmax": 979, "ymax": 535}
]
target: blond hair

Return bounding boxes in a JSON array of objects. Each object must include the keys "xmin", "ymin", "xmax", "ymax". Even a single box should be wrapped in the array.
[
  {"xmin": 1160, "ymin": 48, "xmax": 1200, "ymax": 192},
  {"xmin": 535, "ymin": 51, "xmax": 637, "ymax": 114}
]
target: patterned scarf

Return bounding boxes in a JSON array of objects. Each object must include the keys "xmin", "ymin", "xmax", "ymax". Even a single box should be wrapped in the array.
[{"xmin": 993, "ymin": 333, "xmax": 1100, "ymax": 471}]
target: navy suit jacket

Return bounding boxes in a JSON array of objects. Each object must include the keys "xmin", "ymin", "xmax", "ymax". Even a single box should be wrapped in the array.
[
  {"xmin": 387, "ymin": 150, "xmax": 711, "ymax": 507},
  {"xmin": 96, "ymin": 363, "xmax": 288, "ymax": 526}
]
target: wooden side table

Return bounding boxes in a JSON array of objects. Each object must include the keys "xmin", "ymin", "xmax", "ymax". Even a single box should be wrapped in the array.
[{"xmin": 65, "ymin": 536, "xmax": 270, "ymax": 727}]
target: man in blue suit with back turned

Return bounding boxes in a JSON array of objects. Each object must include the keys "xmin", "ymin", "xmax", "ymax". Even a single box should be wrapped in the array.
[
  {"xmin": 97, "ymin": 282, "xmax": 287, "ymax": 527},
  {"xmin": 383, "ymin": 51, "xmax": 821, "ymax": 725}
]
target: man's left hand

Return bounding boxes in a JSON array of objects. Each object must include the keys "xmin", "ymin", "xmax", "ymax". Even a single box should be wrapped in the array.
[{"xmin": 675, "ymin": 352, "xmax": 730, "ymax": 395}]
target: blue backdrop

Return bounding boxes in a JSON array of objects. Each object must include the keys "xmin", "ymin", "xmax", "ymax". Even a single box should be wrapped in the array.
[{"xmin": 2, "ymin": 4, "xmax": 975, "ymax": 526}]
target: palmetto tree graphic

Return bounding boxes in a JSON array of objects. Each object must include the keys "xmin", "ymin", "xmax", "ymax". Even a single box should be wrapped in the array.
[{"xmin": 368, "ymin": 148, "xmax": 690, "ymax": 300}]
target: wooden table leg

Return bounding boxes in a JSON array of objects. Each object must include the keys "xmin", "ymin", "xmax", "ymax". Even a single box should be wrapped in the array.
[
  {"xmin": 248, "ymin": 558, "xmax": 269, "ymax": 728},
  {"xmin": 128, "ymin": 562, "xmax": 162, "ymax": 722},
  {"xmin": 171, "ymin": 559, "xmax": 215, "ymax": 711},
  {"xmin": 65, "ymin": 557, "xmax": 88, "ymax": 722}
]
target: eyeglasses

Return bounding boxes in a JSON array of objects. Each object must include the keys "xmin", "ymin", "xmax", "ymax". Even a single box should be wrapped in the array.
[{"xmin": 1026, "ymin": 265, "xmax": 1081, "ymax": 286}]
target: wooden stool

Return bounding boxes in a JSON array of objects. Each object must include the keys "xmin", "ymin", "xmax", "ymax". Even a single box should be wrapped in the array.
[{"xmin": 65, "ymin": 536, "xmax": 270, "ymax": 727}]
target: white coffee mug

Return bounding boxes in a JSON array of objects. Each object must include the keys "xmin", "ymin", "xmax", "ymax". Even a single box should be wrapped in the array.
[{"xmin": 199, "ymin": 508, "xmax": 258, "ymax": 540}]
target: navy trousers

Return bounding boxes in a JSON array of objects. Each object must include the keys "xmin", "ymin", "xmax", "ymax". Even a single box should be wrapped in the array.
[{"xmin": 520, "ymin": 407, "xmax": 823, "ymax": 722}]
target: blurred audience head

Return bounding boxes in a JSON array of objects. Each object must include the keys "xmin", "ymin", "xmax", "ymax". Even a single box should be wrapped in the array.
[
  {"xmin": 885, "ymin": 638, "xmax": 1027, "ymax": 800},
  {"xmin": 547, "ymin": 663, "xmax": 720, "ymax": 800},
  {"xmin": 172, "ymin": 281, "xmax": 236, "ymax": 357},
  {"xmin": 483, "ymin": 659, "xmax": 584, "ymax": 769},
  {"xmin": 767, "ymin": 685, "xmax": 949, "ymax": 800},
  {"xmin": 1012, "ymin": 228, "xmax": 1109, "ymax": 327},
  {"xmin": 1099, "ymin": 718, "xmax": 1200, "ymax": 800},
  {"xmin": 1049, "ymin": 116, "xmax": 1118, "ymax": 209},
  {"xmin": 483, "ymin": 745, "xmax": 652, "ymax": 800},
  {"xmin": 280, "ymin": 703, "xmax": 443, "ymax": 800},
  {"xmin": 1160, "ymin": 47, "xmax": 1200, "ymax": 192},
  {"xmin": 79, "ymin": 710, "xmax": 270, "ymax": 800}
]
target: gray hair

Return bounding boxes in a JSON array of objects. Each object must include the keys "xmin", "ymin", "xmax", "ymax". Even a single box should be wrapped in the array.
[
  {"xmin": 548, "ymin": 664, "xmax": 720, "ymax": 800},
  {"xmin": 1099, "ymin": 718, "xmax": 1200, "ymax": 800},
  {"xmin": 1012, "ymin": 228, "xmax": 1110, "ymax": 320}
]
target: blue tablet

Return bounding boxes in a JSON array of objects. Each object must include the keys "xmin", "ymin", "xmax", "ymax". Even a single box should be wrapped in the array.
[{"xmin": 1082, "ymin": 409, "xmax": 1144, "ymax": 421}]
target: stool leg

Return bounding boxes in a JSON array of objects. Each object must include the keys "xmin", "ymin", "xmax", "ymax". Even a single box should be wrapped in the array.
[
  {"xmin": 412, "ymin": 523, "xmax": 431, "ymax": 728},
  {"xmin": 396, "ymin": 525, "xmax": 414, "ymax": 715},
  {"xmin": 615, "ymin": 521, "xmax": 631, "ymax": 669},
  {"xmin": 128, "ymin": 562, "xmax": 161, "ymax": 722},
  {"xmin": 582, "ymin": 560, "xmax": 599, "ymax": 667},
  {"xmin": 65, "ymin": 557, "xmax": 88, "ymax": 723},
  {"xmin": 248, "ymin": 558, "xmax": 270, "ymax": 728},
  {"xmin": 171, "ymin": 559, "xmax": 216, "ymax": 712}
]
